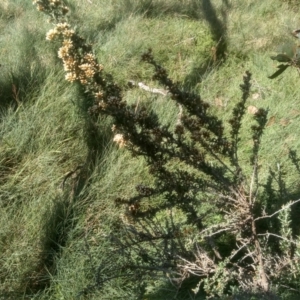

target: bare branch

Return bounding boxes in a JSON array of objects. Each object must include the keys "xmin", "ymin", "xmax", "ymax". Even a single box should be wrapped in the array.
[
  {"xmin": 254, "ymin": 199, "xmax": 300, "ymax": 222},
  {"xmin": 249, "ymin": 163, "xmax": 258, "ymax": 206},
  {"xmin": 176, "ymin": 245, "xmax": 216, "ymax": 278},
  {"xmin": 230, "ymin": 241, "xmax": 252, "ymax": 261},
  {"xmin": 257, "ymin": 232, "xmax": 299, "ymax": 245}
]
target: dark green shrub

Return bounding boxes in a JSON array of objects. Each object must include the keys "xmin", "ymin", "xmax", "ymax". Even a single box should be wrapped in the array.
[{"xmin": 33, "ymin": 1, "xmax": 300, "ymax": 299}]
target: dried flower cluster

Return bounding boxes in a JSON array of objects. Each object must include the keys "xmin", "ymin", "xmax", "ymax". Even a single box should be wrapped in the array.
[
  {"xmin": 34, "ymin": 1, "xmax": 137, "ymax": 154},
  {"xmin": 44, "ymin": 22, "xmax": 103, "ymax": 84},
  {"xmin": 46, "ymin": 23, "xmax": 73, "ymax": 41},
  {"xmin": 33, "ymin": 0, "xmax": 68, "ymax": 21},
  {"xmin": 113, "ymin": 134, "xmax": 126, "ymax": 148}
]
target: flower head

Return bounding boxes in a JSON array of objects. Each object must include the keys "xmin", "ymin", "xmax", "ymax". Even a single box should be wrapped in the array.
[
  {"xmin": 113, "ymin": 134, "xmax": 127, "ymax": 148},
  {"xmin": 95, "ymin": 91, "xmax": 103, "ymax": 100},
  {"xmin": 79, "ymin": 63, "xmax": 96, "ymax": 78},
  {"xmin": 46, "ymin": 28, "xmax": 58, "ymax": 41},
  {"xmin": 65, "ymin": 72, "xmax": 77, "ymax": 82}
]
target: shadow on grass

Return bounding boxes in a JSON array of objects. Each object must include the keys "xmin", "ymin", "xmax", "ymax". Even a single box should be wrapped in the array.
[
  {"xmin": 183, "ymin": 0, "xmax": 230, "ymax": 89},
  {"xmin": 67, "ymin": 0, "xmax": 229, "ymax": 58},
  {"xmin": 97, "ymin": 0, "xmax": 229, "ymax": 91},
  {"xmin": 22, "ymin": 195, "xmax": 75, "ymax": 295},
  {"xmin": 0, "ymin": 30, "xmax": 48, "ymax": 116},
  {"xmin": 0, "ymin": 60, "xmax": 46, "ymax": 112},
  {"xmin": 20, "ymin": 88, "xmax": 113, "ymax": 297},
  {"xmin": 145, "ymin": 277, "xmax": 206, "ymax": 300},
  {"xmin": 201, "ymin": 0, "xmax": 229, "ymax": 61},
  {"xmin": 0, "ymin": 194, "xmax": 75, "ymax": 299},
  {"xmin": 65, "ymin": 0, "xmax": 205, "ymax": 43},
  {"xmin": 65, "ymin": 0, "xmax": 126, "ymax": 40}
]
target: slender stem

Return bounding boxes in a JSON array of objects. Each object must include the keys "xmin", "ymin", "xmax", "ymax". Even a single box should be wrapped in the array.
[
  {"xmin": 254, "ymin": 199, "xmax": 300, "ymax": 222},
  {"xmin": 251, "ymin": 218, "xmax": 269, "ymax": 291}
]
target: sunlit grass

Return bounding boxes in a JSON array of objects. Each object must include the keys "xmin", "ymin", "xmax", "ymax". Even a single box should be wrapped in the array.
[{"xmin": 1, "ymin": 0, "xmax": 300, "ymax": 298}]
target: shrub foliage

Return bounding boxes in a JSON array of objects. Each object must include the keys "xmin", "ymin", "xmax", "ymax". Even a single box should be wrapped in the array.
[{"xmin": 32, "ymin": 1, "xmax": 300, "ymax": 298}]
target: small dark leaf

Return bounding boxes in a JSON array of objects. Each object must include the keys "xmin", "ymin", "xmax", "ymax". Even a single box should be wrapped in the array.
[
  {"xmin": 268, "ymin": 64, "xmax": 290, "ymax": 79},
  {"xmin": 270, "ymin": 54, "xmax": 292, "ymax": 63}
]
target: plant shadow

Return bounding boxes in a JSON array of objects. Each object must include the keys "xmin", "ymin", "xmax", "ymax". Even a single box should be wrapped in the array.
[
  {"xmin": 183, "ymin": 0, "xmax": 230, "ymax": 89},
  {"xmin": 0, "ymin": 29, "xmax": 48, "ymax": 117}
]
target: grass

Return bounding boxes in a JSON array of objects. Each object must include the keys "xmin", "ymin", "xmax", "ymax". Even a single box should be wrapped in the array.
[{"xmin": 1, "ymin": 0, "xmax": 300, "ymax": 298}]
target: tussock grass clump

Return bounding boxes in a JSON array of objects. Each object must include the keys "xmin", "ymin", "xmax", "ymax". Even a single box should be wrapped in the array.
[
  {"xmin": 1, "ymin": 0, "xmax": 300, "ymax": 299},
  {"xmin": 0, "ymin": 73, "xmax": 86, "ymax": 295}
]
